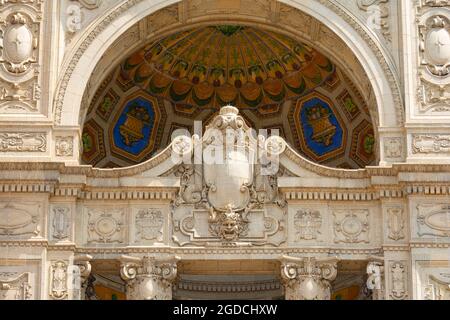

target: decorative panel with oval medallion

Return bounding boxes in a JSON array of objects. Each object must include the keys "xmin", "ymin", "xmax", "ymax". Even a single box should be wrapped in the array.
[
  {"xmin": 0, "ymin": 2, "xmax": 42, "ymax": 114},
  {"xmin": 417, "ymin": 204, "xmax": 450, "ymax": 238}
]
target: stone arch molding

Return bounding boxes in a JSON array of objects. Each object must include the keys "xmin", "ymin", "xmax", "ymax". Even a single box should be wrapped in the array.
[{"xmin": 53, "ymin": 0, "xmax": 404, "ymax": 130}]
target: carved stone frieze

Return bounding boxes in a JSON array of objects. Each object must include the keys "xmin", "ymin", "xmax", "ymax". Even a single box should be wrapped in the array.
[
  {"xmin": 294, "ymin": 209, "xmax": 322, "ymax": 241},
  {"xmin": 51, "ymin": 206, "xmax": 70, "ymax": 240},
  {"xmin": 0, "ymin": 202, "xmax": 41, "ymax": 238},
  {"xmin": 333, "ymin": 210, "xmax": 370, "ymax": 243},
  {"xmin": 55, "ymin": 136, "xmax": 74, "ymax": 157},
  {"xmin": 383, "ymin": 137, "xmax": 403, "ymax": 159},
  {"xmin": 387, "ymin": 207, "xmax": 405, "ymax": 241},
  {"xmin": 87, "ymin": 208, "xmax": 125, "ymax": 244},
  {"xmin": 0, "ymin": 272, "xmax": 32, "ymax": 300},
  {"xmin": 419, "ymin": 0, "xmax": 450, "ymax": 7},
  {"xmin": 279, "ymin": 255, "xmax": 338, "ymax": 300},
  {"xmin": 49, "ymin": 261, "xmax": 68, "ymax": 300},
  {"xmin": 173, "ymin": 207, "xmax": 285, "ymax": 247},
  {"xmin": 389, "ymin": 261, "xmax": 408, "ymax": 300},
  {"xmin": 418, "ymin": 78, "xmax": 450, "ymax": 112},
  {"xmin": 135, "ymin": 209, "xmax": 164, "ymax": 242},
  {"xmin": 120, "ymin": 255, "xmax": 179, "ymax": 300},
  {"xmin": 417, "ymin": 204, "xmax": 450, "ymax": 237},
  {"xmin": 0, "ymin": 132, "xmax": 46, "ymax": 152},
  {"xmin": 412, "ymin": 134, "xmax": 450, "ymax": 154},
  {"xmin": 0, "ymin": 77, "xmax": 40, "ymax": 112}
]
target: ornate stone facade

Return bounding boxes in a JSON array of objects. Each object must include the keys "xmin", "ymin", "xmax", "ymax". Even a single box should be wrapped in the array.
[{"xmin": 0, "ymin": 0, "xmax": 449, "ymax": 300}]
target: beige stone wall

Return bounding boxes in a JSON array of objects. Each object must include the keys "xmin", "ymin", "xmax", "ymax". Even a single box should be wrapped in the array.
[{"xmin": 0, "ymin": 0, "xmax": 449, "ymax": 300}]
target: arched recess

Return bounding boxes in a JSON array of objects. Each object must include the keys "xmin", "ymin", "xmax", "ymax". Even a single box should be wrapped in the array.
[{"xmin": 53, "ymin": 0, "xmax": 404, "ymax": 165}]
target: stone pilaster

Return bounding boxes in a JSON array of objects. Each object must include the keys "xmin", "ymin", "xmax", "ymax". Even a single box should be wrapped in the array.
[
  {"xmin": 73, "ymin": 254, "xmax": 92, "ymax": 300},
  {"xmin": 366, "ymin": 259, "xmax": 385, "ymax": 300},
  {"xmin": 279, "ymin": 255, "xmax": 338, "ymax": 300},
  {"xmin": 120, "ymin": 255, "xmax": 180, "ymax": 300}
]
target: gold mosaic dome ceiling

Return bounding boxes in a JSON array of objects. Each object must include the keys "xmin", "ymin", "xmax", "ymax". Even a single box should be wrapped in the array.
[
  {"xmin": 82, "ymin": 25, "xmax": 376, "ymax": 169},
  {"xmin": 121, "ymin": 25, "xmax": 334, "ymax": 110}
]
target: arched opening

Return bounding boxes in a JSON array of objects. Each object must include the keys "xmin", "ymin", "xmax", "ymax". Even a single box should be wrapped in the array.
[{"xmin": 79, "ymin": 19, "xmax": 379, "ymax": 169}]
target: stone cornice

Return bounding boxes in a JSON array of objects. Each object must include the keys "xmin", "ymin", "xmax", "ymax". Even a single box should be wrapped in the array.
[{"xmin": 3, "ymin": 242, "xmax": 448, "ymax": 252}]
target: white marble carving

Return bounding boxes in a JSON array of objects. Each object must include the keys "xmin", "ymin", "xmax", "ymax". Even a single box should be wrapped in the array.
[
  {"xmin": 120, "ymin": 255, "xmax": 179, "ymax": 300},
  {"xmin": 387, "ymin": 207, "xmax": 405, "ymax": 241},
  {"xmin": 412, "ymin": 134, "xmax": 450, "ymax": 154},
  {"xmin": 419, "ymin": 15, "xmax": 450, "ymax": 77},
  {"xmin": 424, "ymin": 275, "xmax": 450, "ymax": 300},
  {"xmin": 0, "ymin": 272, "xmax": 32, "ymax": 300},
  {"xmin": 367, "ymin": 261, "xmax": 385, "ymax": 300},
  {"xmin": 390, "ymin": 261, "xmax": 408, "ymax": 300},
  {"xmin": 0, "ymin": 13, "xmax": 38, "ymax": 74},
  {"xmin": 333, "ymin": 210, "xmax": 370, "ymax": 243},
  {"xmin": 384, "ymin": 137, "xmax": 403, "ymax": 159},
  {"xmin": 0, "ymin": 202, "xmax": 41, "ymax": 238},
  {"xmin": 417, "ymin": 204, "xmax": 450, "ymax": 237},
  {"xmin": 135, "ymin": 209, "xmax": 163, "ymax": 242},
  {"xmin": 280, "ymin": 255, "xmax": 338, "ymax": 300},
  {"xmin": 49, "ymin": 261, "xmax": 68, "ymax": 300},
  {"xmin": 0, "ymin": 132, "xmax": 46, "ymax": 152},
  {"xmin": 294, "ymin": 209, "xmax": 322, "ymax": 241},
  {"xmin": 87, "ymin": 208, "xmax": 125, "ymax": 244},
  {"xmin": 51, "ymin": 207, "xmax": 70, "ymax": 240},
  {"xmin": 55, "ymin": 136, "xmax": 74, "ymax": 157}
]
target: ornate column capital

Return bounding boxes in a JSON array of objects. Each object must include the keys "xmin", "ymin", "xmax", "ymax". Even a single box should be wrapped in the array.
[
  {"xmin": 74, "ymin": 254, "xmax": 92, "ymax": 282},
  {"xmin": 120, "ymin": 255, "xmax": 180, "ymax": 300},
  {"xmin": 279, "ymin": 255, "xmax": 338, "ymax": 300},
  {"xmin": 366, "ymin": 257, "xmax": 385, "ymax": 300},
  {"xmin": 73, "ymin": 254, "xmax": 92, "ymax": 300}
]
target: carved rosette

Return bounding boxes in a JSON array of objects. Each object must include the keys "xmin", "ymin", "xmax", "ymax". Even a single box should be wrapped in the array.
[
  {"xmin": 120, "ymin": 255, "xmax": 180, "ymax": 300},
  {"xmin": 279, "ymin": 255, "xmax": 338, "ymax": 300},
  {"xmin": 333, "ymin": 210, "xmax": 370, "ymax": 243}
]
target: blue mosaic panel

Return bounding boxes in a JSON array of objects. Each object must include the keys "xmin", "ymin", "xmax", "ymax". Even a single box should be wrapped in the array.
[
  {"xmin": 112, "ymin": 97, "xmax": 156, "ymax": 156},
  {"xmin": 299, "ymin": 97, "xmax": 344, "ymax": 157}
]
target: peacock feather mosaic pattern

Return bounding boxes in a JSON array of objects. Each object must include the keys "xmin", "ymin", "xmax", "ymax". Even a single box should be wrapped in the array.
[{"xmin": 82, "ymin": 25, "xmax": 376, "ymax": 169}]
